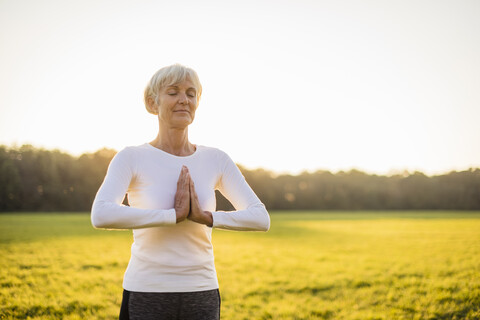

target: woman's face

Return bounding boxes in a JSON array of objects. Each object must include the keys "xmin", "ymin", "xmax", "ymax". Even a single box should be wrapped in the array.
[{"xmin": 156, "ymin": 77, "xmax": 198, "ymax": 128}]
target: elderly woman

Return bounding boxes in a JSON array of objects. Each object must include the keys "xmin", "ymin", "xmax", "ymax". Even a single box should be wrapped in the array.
[{"xmin": 91, "ymin": 64, "xmax": 270, "ymax": 320}]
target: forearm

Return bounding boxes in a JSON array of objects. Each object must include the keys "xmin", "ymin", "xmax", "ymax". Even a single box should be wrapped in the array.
[
  {"xmin": 91, "ymin": 199, "xmax": 176, "ymax": 229},
  {"xmin": 212, "ymin": 203, "xmax": 270, "ymax": 231},
  {"xmin": 215, "ymin": 152, "xmax": 270, "ymax": 231}
]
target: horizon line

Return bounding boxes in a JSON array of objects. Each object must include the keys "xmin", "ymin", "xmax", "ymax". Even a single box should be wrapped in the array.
[{"xmin": 1, "ymin": 142, "xmax": 478, "ymax": 178}]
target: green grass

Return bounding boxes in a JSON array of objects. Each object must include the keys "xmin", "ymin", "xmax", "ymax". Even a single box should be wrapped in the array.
[{"xmin": 1, "ymin": 211, "xmax": 480, "ymax": 319}]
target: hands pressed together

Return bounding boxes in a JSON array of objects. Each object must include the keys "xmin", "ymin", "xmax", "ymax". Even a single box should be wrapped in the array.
[{"xmin": 174, "ymin": 166, "xmax": 213, "ymax": 227}]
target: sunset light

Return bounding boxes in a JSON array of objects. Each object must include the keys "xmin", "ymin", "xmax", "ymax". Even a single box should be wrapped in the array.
[{"xmin": 1, "ymin": 0, "xmax": 479, "ymax": 175}]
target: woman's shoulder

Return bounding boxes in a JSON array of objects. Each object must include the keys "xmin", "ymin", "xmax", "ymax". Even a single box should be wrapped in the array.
[
  {"xmin": 112, "ymin": 143, "xmax": 151, "ymax": 159},
  {"xmin": 113, "ymin": 144, "xmax": 136, "ymax": 154},
  {"xmin": 196, "ymin": 145, "xmax": 230, "ymax": 158}
]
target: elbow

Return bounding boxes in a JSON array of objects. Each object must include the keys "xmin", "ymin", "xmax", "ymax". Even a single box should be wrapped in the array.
[
  {"xmin": 254, "ymin": 204, "xmax": 270, "ymax": 232},
  {"xmin": 91, "ymin": 200, "xmax": 109, "ymax": 229},
  {"xmin": 91, "ymin": 209, "xmax": 104, "ymax": 229},
  {"xmin": 261, "ymin": 212, "xmax": 270, "ymax": 232},
  {"xmin": 91, "ymin": 214, "xmax": 105, "ymax": 229},
  {"xmin": 265, "ymin": 214, "xmax": 271, "ymax": 231}
]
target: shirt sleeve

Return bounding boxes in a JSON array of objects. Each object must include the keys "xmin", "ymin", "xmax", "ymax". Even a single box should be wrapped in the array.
[
  {"xmin": 211, "ymin": 152, "xmax": 270, "ymax": 231},
  {"xmin": 91, "ymin": 148, "xmax": 177, "ymax": 229}
]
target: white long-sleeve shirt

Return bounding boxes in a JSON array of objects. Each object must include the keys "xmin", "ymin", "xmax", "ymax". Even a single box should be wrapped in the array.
[{"xmin": 91, "ymin": 143, "xmax": 270, "ymax": 292}]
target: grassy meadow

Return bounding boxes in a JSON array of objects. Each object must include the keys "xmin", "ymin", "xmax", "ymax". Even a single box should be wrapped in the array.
[{"xmin": 1, "ymin": 211, "xmax": 479, "ymax": 319}]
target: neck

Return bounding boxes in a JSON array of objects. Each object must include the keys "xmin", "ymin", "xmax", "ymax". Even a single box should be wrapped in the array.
[{"xmin": 150, "ymin": 124, "xmax": 195, "ymax": 156}]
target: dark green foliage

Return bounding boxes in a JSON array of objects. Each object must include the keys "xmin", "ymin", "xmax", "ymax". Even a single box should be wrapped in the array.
[
  {"xmin": 0, "ymin": 145, "xmax": 115, "ymax": 212},
  {"xmin": 0, "ymin": 144, "xmax": 479, "ymax": 211},
  {"xmin": 240, "ymin": 167, "xmax": 480, "ymax": 210}
]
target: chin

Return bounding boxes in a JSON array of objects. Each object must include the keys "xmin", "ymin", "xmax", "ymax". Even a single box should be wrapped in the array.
[{"xmin": 172, "ymin": 119, "xmax": 193, "ymax": 128}]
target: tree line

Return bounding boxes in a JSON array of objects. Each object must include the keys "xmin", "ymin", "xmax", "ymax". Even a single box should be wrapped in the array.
[{"xmin": 1, "ymin": 144, "xmax": 479, "ymax": 212}]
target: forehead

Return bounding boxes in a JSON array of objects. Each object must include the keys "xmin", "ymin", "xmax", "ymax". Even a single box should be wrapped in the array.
[{"xmin": 164, "ymin": 77, "xmax": 197, "ymax": 90}]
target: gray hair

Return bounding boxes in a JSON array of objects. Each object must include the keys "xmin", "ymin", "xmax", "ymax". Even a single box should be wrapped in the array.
[{"xmin": 144, "ymin": 64, "xmax": 202, "ymax": 115}]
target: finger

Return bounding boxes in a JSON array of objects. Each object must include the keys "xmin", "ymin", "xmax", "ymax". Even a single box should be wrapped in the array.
[
  {"xmin": 177, "ymin": 166, "xmax": 186, "ymax": 186},
  {"xmin": 184, "ymin": 172, "xmax": 191, "ymax": 190},
  {"xmin": 189, "ymin": 180, "xmax": 196, "ymax": 204},
  {"xmin": 192, "ymin": 183, "xmax": 199, "ymax": 202},
  {"xmin": 190, "ymin": 180, "xmax": 201, "ymax": 209},
  {"xmin": 181, "ymin": 166, "xmax": 189, "ymax": 180},
  {"xmin": 182, "ymin": 169, "xmax": 191, "ymax": 190},
  {"xmin": 190, "ymin": 179, "xmax": 195, "ymax": 193}
]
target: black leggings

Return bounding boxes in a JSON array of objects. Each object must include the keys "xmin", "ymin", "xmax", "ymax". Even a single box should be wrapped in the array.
[{"xmin": 119, "ymin": 289, "xmax": 221, "ymax": 320}]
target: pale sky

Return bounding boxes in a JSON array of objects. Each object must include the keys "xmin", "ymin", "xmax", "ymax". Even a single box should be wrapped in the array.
[{"xmin": 1, "ymin": 0, "xmax": 479, "ymax": 175}]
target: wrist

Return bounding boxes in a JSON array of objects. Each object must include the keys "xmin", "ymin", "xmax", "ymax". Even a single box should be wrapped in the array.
[
  {"xmin": 176, "ymin": 214, "xmax": 185, "ymax": 224},
  {"xmin": 204, "ymin": 211, "xmax": 213, "ymax": 227}
]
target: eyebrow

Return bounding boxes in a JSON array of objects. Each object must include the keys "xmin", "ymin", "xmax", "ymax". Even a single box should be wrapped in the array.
[{"xmin": 166, "ymin": 85, "xmax": 196, "ymax": 91}]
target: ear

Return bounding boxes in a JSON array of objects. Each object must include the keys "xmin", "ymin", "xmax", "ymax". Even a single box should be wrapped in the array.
[{"xmin": 146, "ymin": 96, "xmax": 158, "ymax": 115}]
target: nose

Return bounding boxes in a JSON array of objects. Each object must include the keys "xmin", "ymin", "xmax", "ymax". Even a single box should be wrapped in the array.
[{"xmin": 179, "ymin": 93, "xmax": 189, "ymax": 105}]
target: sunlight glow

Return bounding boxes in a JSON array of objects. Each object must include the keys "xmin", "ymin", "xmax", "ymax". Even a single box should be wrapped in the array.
[{"xmin": 1, "ymin": 0, "xmax": 479, "ymax": 175}]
